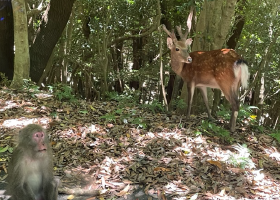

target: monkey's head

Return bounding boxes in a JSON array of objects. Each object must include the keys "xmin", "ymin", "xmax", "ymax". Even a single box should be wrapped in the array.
[{"xmin": 18, "ymin": 124, "xmax": 50, "ymax": 157}]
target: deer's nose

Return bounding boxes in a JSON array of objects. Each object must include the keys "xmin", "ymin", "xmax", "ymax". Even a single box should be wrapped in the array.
[{"xmin": 187, "ymin": 57, "xmax": 192, "ymax": 63}]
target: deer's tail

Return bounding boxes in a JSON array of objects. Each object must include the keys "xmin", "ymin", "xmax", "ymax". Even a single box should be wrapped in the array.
[{"xmin": 234, "ymin": 59, "xmax": 250, "ymax": 89}]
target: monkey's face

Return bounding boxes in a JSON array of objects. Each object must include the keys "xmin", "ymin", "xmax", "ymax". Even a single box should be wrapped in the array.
[
  {"xmin": 31, "ymin": 132, "xmax": 49, "ymax": 158},
  {"xmin": 17, "ymin": 125, "xmax": 51, "ymax": 159}
]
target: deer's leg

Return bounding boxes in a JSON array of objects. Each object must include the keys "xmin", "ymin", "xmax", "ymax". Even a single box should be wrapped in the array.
[
  {"xmin": 186, "ymin": 83, "xmax": 195, "ymax": 118},
  {"xmin": 221, "ymin": 87, "xmax": 240, "ymax": 132},
  {"xmin": 198, "ymin": 87, "xmax": 213, "ymax": 119},
  {"xmin": 229, "ymin": 92, "xmax": 239, "ymax": 132}
]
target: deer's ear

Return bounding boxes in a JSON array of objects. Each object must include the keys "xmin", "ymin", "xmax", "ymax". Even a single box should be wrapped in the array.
[
  {"xmin": 186, "ymin": 38, "xmax": 192, "ymax": 46},
  {"xmin": 167, "ymin": 38, "xmax": 173, "ymax": 49}
]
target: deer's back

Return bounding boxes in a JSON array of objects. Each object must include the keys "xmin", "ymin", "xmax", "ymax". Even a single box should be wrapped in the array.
[{"xmin": 181, "ymin": 49, "xmax": 241, "ymax": 86}]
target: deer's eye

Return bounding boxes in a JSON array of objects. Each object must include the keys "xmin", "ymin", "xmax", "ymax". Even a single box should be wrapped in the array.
[{"xmin": 175, "ymin": 48, "xmax": 179, "ymax": 51}]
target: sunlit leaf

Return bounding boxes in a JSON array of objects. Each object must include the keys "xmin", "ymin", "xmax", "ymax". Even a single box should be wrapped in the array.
[
  {"xmin": 190, "ymin": 193, "xmax": 198, "ymax": 200},
  {"xmin": 207, "ymin": 160, "xmax": 222, "ymax": 170},
  {"xmin": 67, "ymin": 195, "xmax": 75, "ymax": 200},
  {"xmin": 0, "ymin": 146, "xmax": 9, "ymax": 153},
  {"xmin": 250, "ymin": 115, "xmax": 257, "ymax": 119},
  {"xmin": 116, "ymin": 184, "xmax": 130, "ymax": 196},
  {"xmin": 89, "ymin": 105, "xmax": 95, "ymax": 111},
  {"xmin": 154, "ymin": 167, "xmax": 171, "ymax": 172}
]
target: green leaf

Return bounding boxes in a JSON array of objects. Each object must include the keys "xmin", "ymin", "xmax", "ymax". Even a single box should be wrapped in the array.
[{"xmin": 0, "ymin": 145, "xmax": 9, "ymax": 153}]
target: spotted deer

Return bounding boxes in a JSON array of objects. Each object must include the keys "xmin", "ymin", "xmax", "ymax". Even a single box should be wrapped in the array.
[{"xmin": 162, "ymin": 25, "xmax": 249, "ymax": 132}]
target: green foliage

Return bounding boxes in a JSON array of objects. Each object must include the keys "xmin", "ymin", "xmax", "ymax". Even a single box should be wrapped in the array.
[
  {"xmin": 0, "ymin": 73, "xmax": 11, "ymax": 86},
  {"xmin": 102, "ymin": 92, "xmax": 151, "ymax": 128},
  {"xmin": 227, "ymin": 144, "xmax": 255, "ymax": 169},
  {"xmin": 140, "ymin": 100, "xmax": 164, "ymax": 114},
  {"xmin": 105, "ymin": 91, "xmax": 121, "ymax": 101},
  {"xmin": 0, "ymin": 145, "xmax": 13, "ymax": 153},
  {"xmin": 198, "ymin": 120, "xmax": 234, "ymax": 143},
  {"xmin": 22, "ymin": 79, "xmax": 40, "ymax": 97},
  {"xmin": 50, "ymin": 111, "xmax": 58, "ymax": 118},
  {"xmin": 216, "ymin": 104, "xmax": 231, "ymax": 121},
  {"xmin": 100, "ymin": 112, "xmax": 116, "ymax": 123},
  {"xmin": 194, "ymin": 130, "xmax": 202, "ymax": 136},
  {"xmin": 238, "ymin": 105, "xmax": 258, "ymax": 121},
  {"xmin": 238, "ymin": 105, "xmax": 266, "ymax": 132},
  {"xmin": 105, "ymin": 91, "xmax": 138, "ymax": 108},
  {"xmin": 126, "ymin": 0, "xmax": 134, "ymax": 4},
  {"xmin": 100, "ymin": 107, "xmax": 147, "ymax": 129},
  {"xmin": 270, "ymin": 131, "xmax": 280, "ymax": 143},
  {"xmin": 169, "ymin": 98, "xmax": 187, "ymax": 114},
  {"xmin": 131, "ymin": 117, "xmax": 147, "ymax": 129},
  {"xmin": 173, "ymin": 98, "xmax": 188, "ymax": 111},
  {"xmin": 217, "ymin": 104, "xmax": 259, "ymax": 126},
  {"xmin": 79, "ymin": 110, "xmax": 89, "ymax": 114},
  {"xmin": 255, "ymin": 125, "xmax": 265, "ymax": 133},
  {"xmin": 22, "ymin": 79, "xmax": 40, "ymax": 90},
  {"xmin": 48, "ymin": 84, "xmax": 77, "ymax": 102}
]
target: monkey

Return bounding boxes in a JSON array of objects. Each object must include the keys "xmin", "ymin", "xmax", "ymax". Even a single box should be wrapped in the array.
[{"xmin": 5, "ymin": 124, "xmax": 58, "ymax": 200}]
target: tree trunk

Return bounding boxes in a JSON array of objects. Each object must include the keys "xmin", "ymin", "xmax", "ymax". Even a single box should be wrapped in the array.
[
  {"xmin": 0, "ymin": 0, "xmax": 14, "ymax": 80},
  {"xmin": 112, "ymin": 41, "xmax": 124, "ymax": 93},
  {"xmin": 100, "ymin": 12, "xmax": 112, "ymax": 95},
  {"xmin": 211, "ymin": 90, "xmax": 221, "ymax": 117},
  {"xmin": 227, "ymin": 0, "xmax": 246, "ymax": 49},
  {"xmin": 168, "ymin": 75, "xmax": 183, "ymax": 111},
  {"xmin": 10, "ymin": 0, "xmax": 29, "ymax": 89},
  {"xmin": 61, "ymin": 12, "xmax": 74, "ymax": 84},
  {"xmin": 256, "ymin": 74, "xmax": 265, "ymax": 121},
  {"xmin": 129, "ymin": 36, "xmax": 143, "ymax": 90},
  {"xmin": 161, "ymin": 0, "xmax": 176, "ymax": 105},
  {"xmin": 254, "ymin": 30, "xmax": 279, "ymax": 121},
  {"xmin": 29, "ymin": 0, "xmax": 76, "ymax": 83}
]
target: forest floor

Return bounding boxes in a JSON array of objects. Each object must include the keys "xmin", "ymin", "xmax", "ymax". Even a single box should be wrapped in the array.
[{"xmin": 0, "ymin": 87, "xmax": 280, "ymax": 200}]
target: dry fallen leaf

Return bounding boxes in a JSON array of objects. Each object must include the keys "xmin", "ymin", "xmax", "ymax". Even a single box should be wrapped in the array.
[
  {"xmin": 116, "ymin": 184, "xmax": 130, "ymax": 196},
  {"xmin": 67, "ymin": 195, "xmax": 75, "ymax": 200},
  {"xmin": 207, "ymin": 160, "xmax": 222, "ymax": 170},
  {"xmin": 154, "ymin": 167, "xmax": 171, "ymax": 172}
]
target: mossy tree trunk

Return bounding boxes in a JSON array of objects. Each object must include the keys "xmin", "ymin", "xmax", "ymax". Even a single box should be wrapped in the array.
[{"xmin": 10, "ymin": 0, "xmax": 29, "ymax": 89}]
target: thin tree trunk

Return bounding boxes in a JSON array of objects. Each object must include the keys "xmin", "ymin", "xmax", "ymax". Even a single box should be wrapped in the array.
[
  {"xmin": 112, "ymin": 41, "xmax": 124, "ymax": 93},
  {"xmin": 159, "ymin": 26, "xmax": 168, "ymax": 110},
  {"xmin": 169, "ymin": 75, "xmax": 183, "ymax": 111},
  {"xmin": 61, "ymin": 12, "xmax": 74, "ymax": 84},
  {"xmin": 227, "ymin": 0, "xmax": 246, "ymax": 49},
  {"xmin": 10, "ymin": 0, "xmax": 30, "ymax": 89}
]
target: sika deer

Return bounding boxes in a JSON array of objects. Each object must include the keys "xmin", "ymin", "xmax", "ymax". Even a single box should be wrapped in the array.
[{"xmin": 163, "ymin": 25, "xmax": 249, "ymax": 132}]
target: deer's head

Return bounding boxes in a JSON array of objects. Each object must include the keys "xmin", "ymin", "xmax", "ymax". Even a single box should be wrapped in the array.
[{"xmin": 163, "ymin": 25, "xmax": 193, "ymax": 63}]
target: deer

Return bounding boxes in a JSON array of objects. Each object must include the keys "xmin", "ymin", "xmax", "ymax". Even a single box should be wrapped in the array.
[{"xmin": 162, "ymin": 25, "xmax": 250, "ymax": 132}]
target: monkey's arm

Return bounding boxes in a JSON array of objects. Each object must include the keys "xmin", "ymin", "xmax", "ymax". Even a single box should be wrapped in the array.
[
  {"xmin": 43, "ymin": 179, "xmax": 58, "ymax": 200},
  {"xmin": 40, "ymin": 150, "xmax": 58, "ymax": 200},
  {"xmin": 6, "ymin": 149, "xmax": 37, "ymax": 200}
]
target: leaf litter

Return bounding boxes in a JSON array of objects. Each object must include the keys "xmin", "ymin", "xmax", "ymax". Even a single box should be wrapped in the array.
[{"xmin": 0, "ymin": 88, "xmax": 280, "ymax": 199}]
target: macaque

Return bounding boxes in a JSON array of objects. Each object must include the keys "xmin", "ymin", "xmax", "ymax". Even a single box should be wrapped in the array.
[{"xmin": 6, "ymin": 124, "xmax": 57, "ymax": 200}]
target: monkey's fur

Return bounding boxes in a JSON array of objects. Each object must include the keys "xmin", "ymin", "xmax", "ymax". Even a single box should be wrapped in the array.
[{"xmin": 6, "ymin": 124, "xmax": 57, "ymax": 200}]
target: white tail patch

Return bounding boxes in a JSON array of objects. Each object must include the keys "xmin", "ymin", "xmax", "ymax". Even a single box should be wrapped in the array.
[{"xmin": 234, "ymin": 61, "xmax": 249, "ymax": 89}]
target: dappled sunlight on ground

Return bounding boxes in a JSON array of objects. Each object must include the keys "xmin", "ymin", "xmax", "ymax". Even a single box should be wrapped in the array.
[
  {"xmin": 2, "ymin": 117, "xmax": 50, "ymax": 129},
  {"xmin": 264, "ymin": 147, "xmax": 280, "ymax": 161}
]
